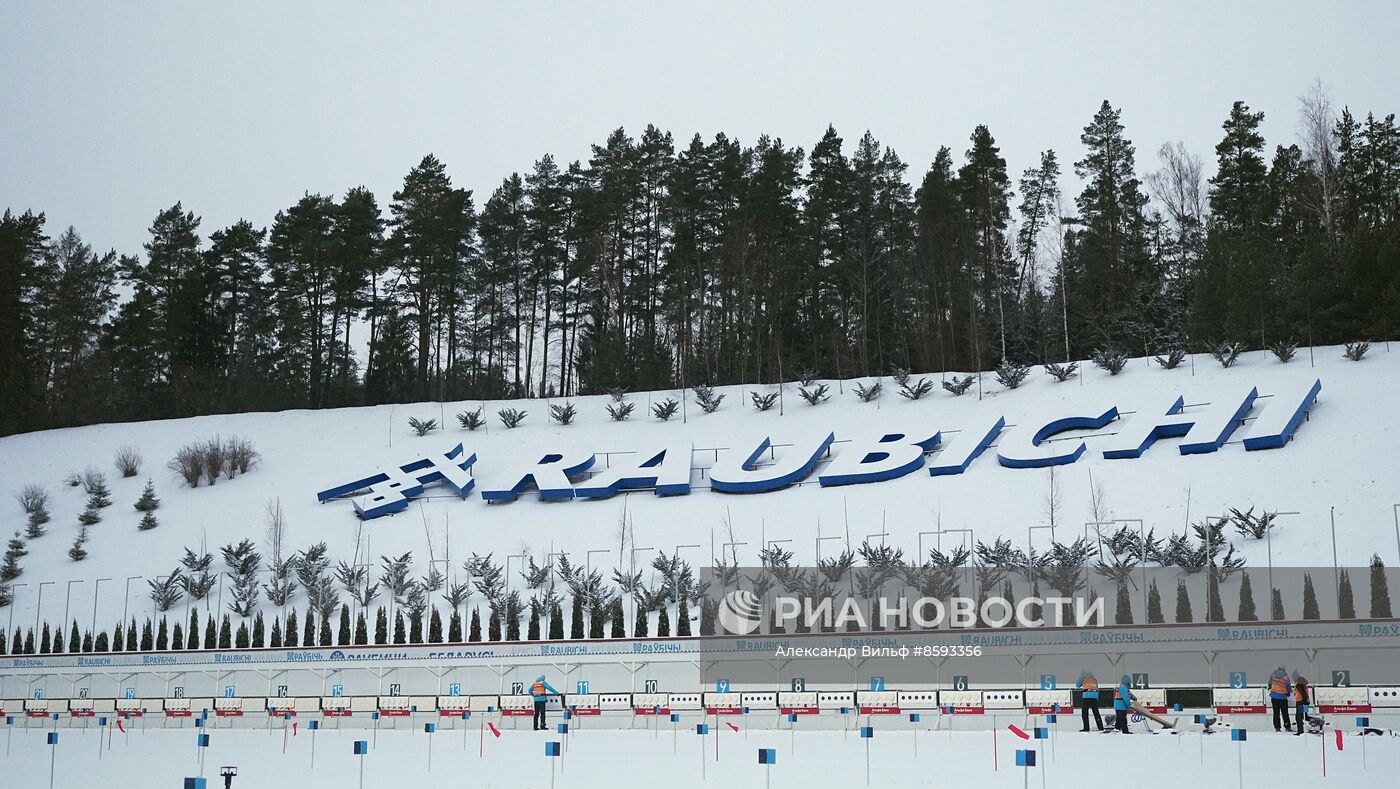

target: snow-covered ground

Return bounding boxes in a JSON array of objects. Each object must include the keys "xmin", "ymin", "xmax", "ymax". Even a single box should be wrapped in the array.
[
  {"xmin": 1, "ymin": 344, "xmax": 1398, "ymax": 629},
  {"xmin": 2, "ymin": 716, "xmax": 1396, "ymax": 788}
]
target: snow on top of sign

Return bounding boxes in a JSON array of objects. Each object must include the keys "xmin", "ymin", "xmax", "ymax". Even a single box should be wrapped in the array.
[{"xmin": 0, "ymin": 344, "xmax": 1392, "ymax": 627}]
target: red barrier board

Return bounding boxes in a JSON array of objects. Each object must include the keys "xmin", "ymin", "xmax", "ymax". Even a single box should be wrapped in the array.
[
  {"xmin": 780, "ymin": 706, "xmax": 820, "ymax": 715},
  {"xmin": 499, "ymin": 709, "xmax": 533, "ymax": 717},
  {"xmin": 215, "ymin": 709, "xmax": 244, "ymax": 717},
  {"xmin": 1214, "ymin": 704, "xmax": 1267, "ymax": 714},
  {"xmin": 377, "ymin": 709, "xmax": 411, "ymax": 717},
  {"xmin": 859, "ymin": 705, "xmax": 903, "ymax": 715},
  {"xmin": 69, "ymin": 710, "xmax": 96, "ymax": 718},
  {"xmin": 165, "ymin": 710, "xmax": 192, "ymax": 718},
  {"xmin": 322, "ymin": 709, "xmax": 352, "ymax": 717},
  {"xmin": 946, "ymin": 706, "xmax": 986, "ymax": 715},
  {"xmin": 1319, "ymin": 704, "xmax": 1372, "ymax": 714},
  {"xmin": 634, "ymin": 707, "xmax": 672, "ymax": 716},
  {"xmin": 568, "ymin": 708, "xmax": 602, "ymax": 716},
  {"xmin": 705, "ymin": 706, "xmax": 743, "ymax": 715}
]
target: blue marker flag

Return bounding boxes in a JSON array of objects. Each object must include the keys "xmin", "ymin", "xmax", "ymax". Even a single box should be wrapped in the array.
[
  {"xmin": 787, "ymin": 713, "xmax": 798, "ymax": 723},
  {"xmin": 98, "ymin": 717, "xmax": 107, "ymax": 726},
  {"xmin": 353, "ymin": 740, "xmax": 368, "ymax": 755},
  {"xmin": 308, "ymin": 720, "xmax": 319, "ymax": 731},
  {"xmin": 5, "ymin": 716, "xmax": 12, "ymax": 725},
  {"xmin": 840, "ymin": 706, "xmax": 850, "ymax": 715},
  {"xmin": 742, "ymin": 706, "xmax": 750, "ymax": 714},
  {"xmin": 47, "ymin": 732, "xmax": 58, "ymax": 745},
  {"xmin": 758, "ymin": 748, "xmax": 777, "ymax": 764},
  {"xmin": 183, "ymin": 778, "xmax": 207, "ymax": 789},
  {"xmin": 942, "ymin": 705, "xmax": 954, "ymax": 714},
  {"xmin": 670, "ymin": 713, "xmax": 680, "ymax": 723},
  {"xmin": 563, "ymin": 710, "xmax": 573, "ymax": 720},
  {"xmin": 1034, "ymin": 727, "xmax": 1049, "ymax": 739},
  {"xmin": 1194, "ymin": 714, "xmax": 1206, "ymax": 724},
  {"xmin": 1046, "ymin": 715, "xmax": 1058, "ymax": 723},
  {"xmin": 197, "ymin": 733, "xmax": 210, "ymax": 747},
  {"xmin": 545, "ymin": 741, "xmax": 561, "ymax": 757},
  {"xmin": 1172, "ymin": 703, "xmax": 1184, "ymax": 711},
  {"xmin": 423, "ymin": 723, "xmax": 435, "ymax": 734},
  {"xmin": 1231, "ymin": 729, "xmax": 1247, "ymax": 741},
  {"xmin": 557, "ymin": 723, "xmax": 569, "ymax": 734},
  {"xmin": 696, "ymin": 723, "xmax": 710, "ymax": 735},
  {"xmin": 462, "ymin": 711, "xmax": 471, "ymax": 720},
  {"xmin": 1356, "ymin": 716, "xmax": 1370, "ymax": 727},
  {"xmin": 1016, "ymin": 749, "xmax": 1037, "ymax": 767},
  {"xmin": 370, "ymin": 711, "xmax": 380, "ymax": 721},
  {"xmin": 860, "ymin": 726, "xmax": 874, "ymax": 738},
  {"xmin": 909, "ymin": 713, "xmax": 921, "ymax": 723}
]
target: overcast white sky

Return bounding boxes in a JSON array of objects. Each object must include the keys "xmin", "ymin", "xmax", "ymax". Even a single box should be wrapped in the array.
[{"xmin": 3, "ymin": 0, "xmax": 1398, "ymax": 256}]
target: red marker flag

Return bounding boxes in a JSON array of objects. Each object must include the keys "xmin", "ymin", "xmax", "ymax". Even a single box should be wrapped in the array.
[
  {"xmin": 116, "ymin": 720, "xmax": 126, "ymax": 734},
  {"xmin": 292, "ymin": 722, "xmax": 298, "ymax": 736},
  {"xmin": 1008, "ymin": 724, "xmax": 1030, "ymax": 740},
  {"xmin": 1335, "ymin": 730, "xmax": 1343, "ymax": 750},
  {"xmin": 487, "ymin": 722, "xmax": 501, "ymax": 738},
  {"xmin": 726, "ymin": 722, "xmax": 739, "ymax": 732}
]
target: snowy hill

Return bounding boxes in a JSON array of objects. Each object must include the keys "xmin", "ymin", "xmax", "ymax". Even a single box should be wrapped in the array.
[{"xmin": 1, "ymin": 343, "xmax": 1396, "ymax": 628}]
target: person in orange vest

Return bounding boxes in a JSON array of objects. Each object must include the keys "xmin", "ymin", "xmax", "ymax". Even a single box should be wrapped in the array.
[
  {"xmin": 1267, "ymin": 667, "xmax": 1293, "ymax": 732},
  {"xmin": 530, "ymin": 675, "xmax": 560, "ymax": 731},
  {"xmin": 1292, "ymin": 673, "xmax": 1311, "ymax": 736},
  {"xmin": 1076, "ymin": 671, "xmax": 1104, "ymax": 731}
]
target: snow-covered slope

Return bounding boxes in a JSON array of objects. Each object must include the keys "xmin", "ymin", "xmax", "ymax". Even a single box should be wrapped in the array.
[{"xmin": 1, "ymin": 344, "xmax": 1396, "ymax": 627}]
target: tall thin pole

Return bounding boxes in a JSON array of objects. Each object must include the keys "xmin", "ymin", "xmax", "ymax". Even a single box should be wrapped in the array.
[
  {"xmin": 92, "ymin": 578, "xmax": 111, "ymax": 642},
  {"xmin": 1330, "ymin": 507, "xmax": 1339, "ymax": 608}
]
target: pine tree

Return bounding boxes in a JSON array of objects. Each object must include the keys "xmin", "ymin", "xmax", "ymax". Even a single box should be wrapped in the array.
[
  {"xmin": 548, "ymin": 603, "xmax": 564, "ymax": 640},
  {"xmin": 1174, "ymin": 579, "xmax": 1194, "ymax": 623},
  {"xmin": 1114, "ymin": 583, "xmax": 1133, "ymax": 624},
  {"xmin": 218, "ymin": 615, "xmax": 231, "ymax": 648},
  {"xmin": 35, "ymin": 623, "xmax": 47, "ymax": 653},
  {"xmin": 235, "ymin": 621, "xmax": 249, "ymax": 648},
  {"xmin": 1237, "ymin": 572, "xmax": 1257, "ymax": 621},
  {"xmin": 252, "ymin": 611, "xmax": 265, "ymax": 647},
  {"xmin": 284, "ymin": 609, "xmax": 298, "ymax": 647},
  {"xmin": 126, "ymin": 617, "xmax": 138, "ymax": 651},
  {"xmin": 170, "ymin": 623, "xmax": 182, "ymax": 650},
  {"xmin": 269, "ymin": 616, "xmax": 282, "ymax": 648},
  {"xmin": 505, "ymin": 598, "xmax": 521, "ymax": 641},
  {"xmin": 302, "ymin": 608, "xmax": 315, "ymax": 646},
  {"xmin": 68, "ymin": 527, "xmax": 89, "ymax": 561},
  {"xmin": 374, "ymin": 607, "xmax": 387, "ymax": 645},
  {"xmin": 1302, "ymin": 573, "xmax": 1320, "ymax": 619},
  {"xmin": 140, "ymin": 619, "xmax": 153, "ymax": 651},
  {"xmin": 589, "ymin": 600, "xmax": 605, "ymax": 639},
  {"xmin": 606, "ymin": 599, "xmax": 624, "ymax": 639},
  {"xmin": 133, "ymin": 479, "xmax": 160, "ymax": 512},
  {"xmin": 111, "ymin": 621, "xmax": 123, "ymax": 653},
  {"xmin": 1271, "ymin": 588, "xmax": 1285, "ymax": 620},
  {"xmin": 338, "ymin": 605, "xmax": 351, "ymax": 645},
  {"xmin": 138, "ymin": 511, "xmax": 158, "ymax": 531},
  {"xmin": 1206, "ymin": 569, "xmax": 1225, "ymax": 622},
  {"xmin": 355, "ymin": 613, "xmax": 368, "ymax": 645},
  {"xmin": 1371, "ymin": 556, "xmax": 1393, "ymax": 618},
  {"xmin": 1146, "ymin": 579, "xmax": 1164, "ymax": 623},
  {"xmin": 23, "ymin": 628, "xmax": 34, "ymax": 654},
  {"xmin": 203, "ymin": 616, "xmax": 216, "ymax": 649},
  {"xmin": 187, "ymin": 609, "xmax": 200, "ymax": 649},
  {"xmin": 447, "ymin": 610, "xmax": 462, "ymax": 643},
  {"xmin": 656, "ymin": 605, "xmax": 671, "ymax": 636},
  {"xmin": 487, "ymin": 606, "xmax": 501, "ymax": 642},
  {"xmin": 393, "ymin": 612, "xmax": 406, "ymax": 644},
  {"xmin": 319, "ymin": 612, "xmax": 332, "ymax": 646},
  {"xmin": 526, "ymin": 604, "xmax": 541, "ymax": 641},
  {"xmin": 1338, "ymin": 569, "xmax": 1355, "ymax": 619},
  {"xmin": 1, "ymin": 530, "xmax": 27, "ymax": 581},
  {"xmin": 676, "ymin": 596, "xmax": 691, "ymax": 636},
  {"xmin": 155, "ymin": 617, "xmax": 168, "ymax": 650},
  {"xmin": 428, "ymin": 607, "xmax": 443, "ymax": 643},
  {"xmin": 94, "ymin": 631, "xmax": 109, "ymax": 652},
  {"xmin": 68, "ymin": 620, "xmax": 81, "ymax": 653},
  {"xmin": 468, "ymin": 608, "xmax": 481, "ymax": 642},
  {"xmin": 569, "ymin": 596, "xmax": 584, "ymax": 640}
]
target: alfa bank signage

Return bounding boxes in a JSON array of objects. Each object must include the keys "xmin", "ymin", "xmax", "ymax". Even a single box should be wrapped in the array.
[{"xmin": 316, "ymin": 378, "xmax": 1322, "ymax": 520}]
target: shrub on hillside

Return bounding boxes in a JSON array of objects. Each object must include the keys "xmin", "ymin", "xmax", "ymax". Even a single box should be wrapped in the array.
[{"xmin": 114, "ymin": 446, "xmax": 143, "ymax": 478}]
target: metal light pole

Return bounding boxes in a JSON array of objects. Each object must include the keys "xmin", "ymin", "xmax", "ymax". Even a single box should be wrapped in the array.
[
  {"xmin": 1027, "ymin": 525, "xmax": 1055, "ymax": 591},
  {"xmin": 7, "ymin": 583, "xmax": 27, "ymax": 645},
  {"xmin": 62, "ymin": 580, "xmax": 83, "ymax": 650},
  {"xmin": 584, "ymin": 549, "xmax": 610, "ymax": 578},
  {"xmin": 720, "ymin": 541, "xmax": 748, "ymax": 566},
  {"xmin": 1267, "ymin": 512, "xmax": 1301, "ymax": 599},
  {"xmin": 928, "ymin": 528, "xmax": 976, "ymax": 599},
  {"xmin": 1330, "ymin": 507, "xmax": 1340, "ymax": 609},
  {"xmin": 1204, "ymin": 515, "xmax": 1227, "ymax": 620},
  {"xmin": 1393, "ymin": 504, "xmax": 1400, "ymax": 567},
  {"xmin": 35, "ymin": 581, "xmax": 54, "ymax": 643},
  {"xmin": 1085, "ymin": 519, "xmax": 1147, "ymax": 617},
  {"xmin": 121, "ymin": 576, "xmax": 141, "ymax": 631},
  {"xmin": 629, "ymin": 547, "xmax": 654, "ymax": 634},
  {"xmin": 817, "ymin": 536, "xmax": 843, "ymax": 564},
  {"xmin": 91, "ymin": 578, "xmax": 111, "ymax": 646}
]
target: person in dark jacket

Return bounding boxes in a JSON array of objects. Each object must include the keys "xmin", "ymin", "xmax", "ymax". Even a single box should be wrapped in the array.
[
  {"xmin": 1112, "ymin": 675, "xmax": 1136, "ymax": 734},
  {"xmin": 1292, "ymin": 673, "xmax": 1311, "ymax": 736},
  {"xmin": 530, "ymin": 675, "xmax": 560, "ymax": 731},
  {"xmin": 1076, "ymin": 671, "xmax": 1104, "ymax": 731},
  {"xmin": 1268, "ymin": 667, "xmax": 1293, "ymax": 732}
]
